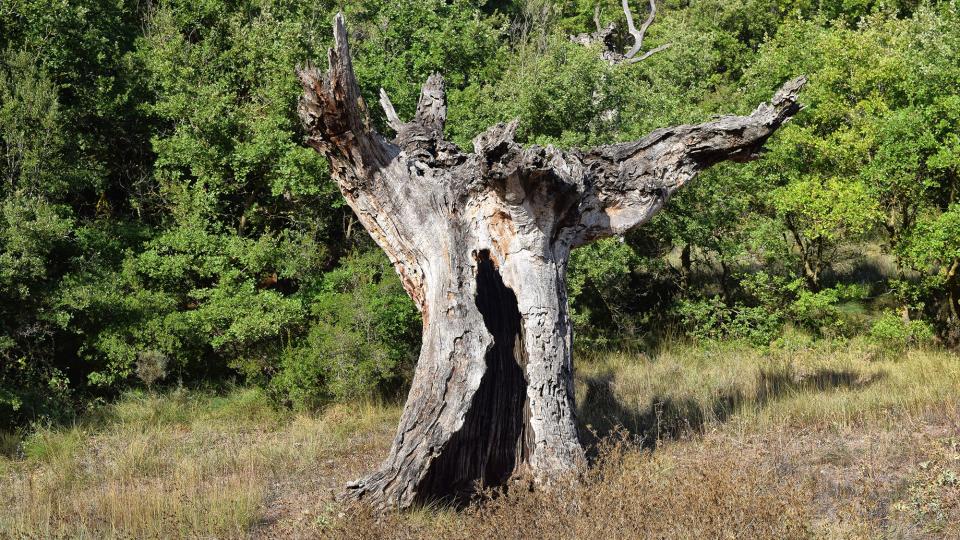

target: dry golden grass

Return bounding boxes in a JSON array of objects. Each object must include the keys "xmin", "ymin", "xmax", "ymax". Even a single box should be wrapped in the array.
[
  {"xmin": 1, "ymin": 338, "xmax": 959, "ymax": 539},
  {"xmin": 0, "ymin": 389, "xmax": 399, "ymax": 538},
  {"xmin": 328, "ymin": 434, "xmax": 814, "ymax": 539},
  {"xmin": 576, "ymin": 335, "xmax": 960, "ymax": 439}
]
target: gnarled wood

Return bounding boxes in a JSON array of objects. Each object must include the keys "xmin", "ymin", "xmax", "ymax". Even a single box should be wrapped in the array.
[{"xmin": 297, "ymin": 13, "xmax": 805, "ymax": 510}]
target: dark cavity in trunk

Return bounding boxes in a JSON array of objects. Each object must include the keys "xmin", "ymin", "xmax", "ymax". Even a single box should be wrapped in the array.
[{"xmin": 416, "ymin": 250, "xmax": 531, "ymax": 504}]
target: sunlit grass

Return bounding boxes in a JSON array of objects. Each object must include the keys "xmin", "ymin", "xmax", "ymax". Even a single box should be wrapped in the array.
[
  {"xmin": 1, "ymin": 340, "xmax": 957, "ymax": 537},
  {"xmin": 0, "ymin": 387, "xmax": 400, "ymax": 538},
  {"xmin": 576, "ymin": 337, "xmax": 960, "ymax": 441}
]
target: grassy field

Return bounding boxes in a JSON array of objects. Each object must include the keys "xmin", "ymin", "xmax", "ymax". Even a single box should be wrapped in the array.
[{"xmin": 2, "ymin": 338, "xmax": 959, "ymax": 539}]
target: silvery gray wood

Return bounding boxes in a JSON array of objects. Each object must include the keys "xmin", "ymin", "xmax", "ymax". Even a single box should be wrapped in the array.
[{"xmin": 297, "ymin": 13, "xmax": 805, "ymax": 510}]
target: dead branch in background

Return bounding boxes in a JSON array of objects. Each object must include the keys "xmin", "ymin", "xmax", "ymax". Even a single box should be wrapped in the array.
[{"xmin": 571, "ymin": 0, "xmax": 673, "ymax": 64}]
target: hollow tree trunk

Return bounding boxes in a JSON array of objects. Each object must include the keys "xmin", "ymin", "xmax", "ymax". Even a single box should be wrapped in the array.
[{"xmin": 297, "ymin": 14, "xmax": 805, "ymax": 510}]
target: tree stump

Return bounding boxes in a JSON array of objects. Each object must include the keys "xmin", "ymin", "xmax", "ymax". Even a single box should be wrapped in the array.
[{"xmin": 297, "ymin": 13, "xmax": 805, "ymax": 509}]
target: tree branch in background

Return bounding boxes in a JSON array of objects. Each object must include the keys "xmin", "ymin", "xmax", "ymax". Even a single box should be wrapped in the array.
[{"xmin": 571, "ymin": 0, "xmax": 672, "ymax": 64}]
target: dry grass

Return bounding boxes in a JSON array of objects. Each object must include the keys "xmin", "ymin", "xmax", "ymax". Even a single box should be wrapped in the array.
[
  {"xmin": 576, "ymin": 335, "xmax": 960, "ymax": 440},
  {"xmin": 328, "ymin": 434, "xmax": 814, "ymax": 539},
  {"xmin": 1, "ymin": 339, "xmax": 959, "ymax": 539},
  {"xmin": 0, "ymin": 388, "xmax": 399, "ymax": 538}
]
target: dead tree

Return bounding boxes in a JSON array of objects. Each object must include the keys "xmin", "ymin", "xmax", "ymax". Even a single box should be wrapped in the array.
[
  {"xmin": 571, "ymin": 0, "xmax": 673, "ymax": 64},
  {"xmin": 297, "ymin": 13, "xmax": 805, "ymax": 509}
]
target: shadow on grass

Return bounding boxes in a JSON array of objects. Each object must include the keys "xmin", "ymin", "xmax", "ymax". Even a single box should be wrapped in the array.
[
  {"xmin": 578, "ymin": 367, "xmax": 886, "ymax": 454},
  {"xmin": 754, "ymin": 368, "xmax": 885, "ymax": 406}
]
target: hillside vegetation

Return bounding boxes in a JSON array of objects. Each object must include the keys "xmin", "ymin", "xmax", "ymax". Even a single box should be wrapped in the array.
[{"xmin": 1, "ymin": 0, "xmax": 959, "ymax": 429}]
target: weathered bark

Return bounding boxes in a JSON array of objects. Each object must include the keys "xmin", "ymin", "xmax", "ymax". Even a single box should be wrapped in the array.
[{"xmin": 297, "ymin": 13, "xmax": 805, "ymax": 510}]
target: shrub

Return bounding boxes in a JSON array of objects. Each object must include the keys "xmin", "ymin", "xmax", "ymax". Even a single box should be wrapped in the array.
[
  {"xmin": 568, "ymin": 237, "xmax": 642, "ymax": 347},
  {"xmin": 676, "ymin": 296, "xmax": 783, "ymax": 346},
  {"xmin": 869, "ymin": 310, "xmax": 935, "ymax": 352},
  {"xmin": 269, "ymin": 251, "xmax": 420, "ymax": 409},
  {"xmin": 788, "ymin": 283, "xmax": 870, "ymax": 338},
  {"xmin": 135, "ymin": 350, "xmax": 169, "ymax": 389},
  {"xmin": 739, "ymin": 273, "xmax": 869, "ymax": 338},
  {"xmin": 569, "ymin": 235, "xmax": 676, "ymax": 348}
]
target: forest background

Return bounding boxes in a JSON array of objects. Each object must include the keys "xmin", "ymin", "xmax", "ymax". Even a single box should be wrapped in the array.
[{"xmin": 1, "ymin": 0, "xmax": 959, "ymax": 430}]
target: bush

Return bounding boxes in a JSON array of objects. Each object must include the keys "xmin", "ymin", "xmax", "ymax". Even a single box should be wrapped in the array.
[
  {"xmin": 738, "ymin": 273, "xmax": 869, "ymax": 338},
  {"xmin": 269, "ymin": 251, "xmax": 420, "ymax": 409},
  {"xmin": 568, "ymin": 237, "xmax": 642, "ymax": 347},
  {"xmin": 135, "ymin": 350, "xmax": 169, "ymax": 389},
  {"xmin": 0, "ymin": 358, "xmax": 73, "ymax": 431},
  {"xmin": 869, "ymin": 311, "xmax": 935, "ymax": 352},
  {"xmin": 677, "ymin": 272, "xmax": 873, "ymax": 345},
  {"xmin": 676, "ymin": 296, "xmax": 783, "ymax": 346},
  {"xmin": 787, "ymin": 283, "xmax": 870, "ymax": 338}
]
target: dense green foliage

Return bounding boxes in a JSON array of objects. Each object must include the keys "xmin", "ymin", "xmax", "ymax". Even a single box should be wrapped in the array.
[{"xmin": 1, "ymin": 0, "xmax": 957, "ymax": 429}]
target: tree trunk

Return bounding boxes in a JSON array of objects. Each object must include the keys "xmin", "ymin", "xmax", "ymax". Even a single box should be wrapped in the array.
[
  {"xmin": 679, "ymin": 243, "xmax": 692, "ymax": 289},
  {"xmin": 297, "ymin": 13, "xmax": 805, "ymax": 510}
]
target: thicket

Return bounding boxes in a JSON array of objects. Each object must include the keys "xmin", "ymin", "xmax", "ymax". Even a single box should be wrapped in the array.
[{"xmin": 1, "ymin": 0, "xmax": 957, "ymax": 429}]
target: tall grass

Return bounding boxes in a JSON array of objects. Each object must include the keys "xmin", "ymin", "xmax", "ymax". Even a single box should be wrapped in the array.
[
  {"xmin": 0, "ymin": 388, "xmax": 400, "ymax": 538},
  {"xmin": 576, "ymin": 337, "xmax": 960, "ymax": 442},
  {"xmin": 1, "ymin": 340, "xmax": 958, "ymax": 538}
]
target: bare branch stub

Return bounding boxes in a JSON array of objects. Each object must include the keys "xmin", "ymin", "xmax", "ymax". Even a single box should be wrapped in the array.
[{"xmin": 378, "ymin": 88, "xmax": 403, "ymax": 132}]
